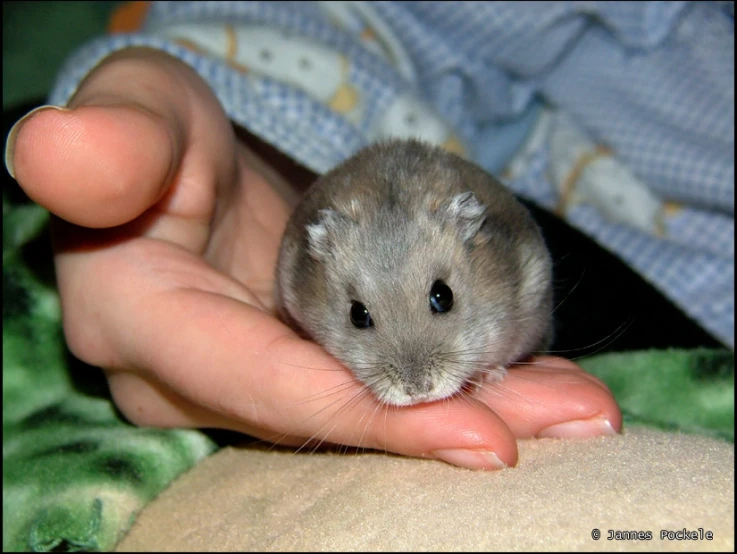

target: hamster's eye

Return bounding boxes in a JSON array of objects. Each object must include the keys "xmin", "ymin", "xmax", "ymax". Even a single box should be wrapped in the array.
[
  {"xmin": 350, "ymin": 301, "xmax": 374, "ymax": 328},
  {"xmin": 429, "ymin": 280, "xmax": 454, "ymax": 314}
]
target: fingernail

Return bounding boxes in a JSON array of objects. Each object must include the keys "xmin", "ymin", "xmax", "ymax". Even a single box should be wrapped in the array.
[
  {"xmin": 5, "ymin": 105, "xmax": 71, "ymax": 179},
  {"xmin": 537, "ymin": 417, "xmax": 617, "ymax": 439},
  {"xmin": 431, "ymin": 448, "xmax": 508, "ymax": 471}
]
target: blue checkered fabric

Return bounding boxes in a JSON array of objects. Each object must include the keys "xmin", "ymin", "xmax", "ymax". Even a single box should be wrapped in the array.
[{"xmin": 48, "ymin": 1, "xmax": 734, "ymax": 347}]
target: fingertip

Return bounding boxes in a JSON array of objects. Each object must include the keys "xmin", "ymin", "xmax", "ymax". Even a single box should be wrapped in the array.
[
  {"xmin": 537, "ymin": 415, "xmax": 619, "ymax": 439},
  {"xmin": 495, "ymin": 357, "xmax": 624, "ymax": 439},
  {"xmin": 12, "ymin": 104, "xmax": 180, "ymax": 228},
  {"xmin": 5, "ymin": 105, "xmax": 71, "ymax": 180},
  {"xmin": 430, "ymin": 448, "xmax": 512, "ymax": 471}
]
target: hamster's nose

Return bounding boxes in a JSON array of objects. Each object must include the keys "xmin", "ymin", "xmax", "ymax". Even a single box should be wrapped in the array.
[
  {"xmin": 403, "ymin": 377, "xmax": 434, "ymax": 398},
  {"xmin": 396, "ymin": 351, "xmax": 436, "ymax": 399}
]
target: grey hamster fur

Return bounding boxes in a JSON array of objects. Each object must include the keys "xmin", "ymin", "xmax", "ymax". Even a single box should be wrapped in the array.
[{"xmin": 275, "ymin": 139, "xmax": 553, "ymax": 406}]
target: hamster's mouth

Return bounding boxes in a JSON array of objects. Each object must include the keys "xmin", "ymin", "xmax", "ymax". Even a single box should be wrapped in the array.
[
  {"xmin": 399, "ymin": 366, "xmax": 506, "ymax": 407},
  {"xmin": 361, "ymin": 363, "xmax": 509, "ymax": 407},
  {"xmin": 375, "ymin": 379, "xmax": 469, "ymax": 407}
]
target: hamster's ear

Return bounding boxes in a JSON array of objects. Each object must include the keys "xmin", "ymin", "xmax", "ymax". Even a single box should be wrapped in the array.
[
  {"xmin": 444, "ymin": 191, "xmax": 487, "ymax": 243},
  {"xmin": 306, "ymin": 208, "xmax": 351, "ymax": 260}
]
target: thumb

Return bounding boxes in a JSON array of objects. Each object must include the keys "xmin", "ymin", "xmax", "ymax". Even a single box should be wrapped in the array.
[
  {"xmin": 6, "ymin": 102, "xmax": 180, "ymax": 228},
  {"xmin": 5, "ymin": 47, "xmax": 232, "ymax": 229}
]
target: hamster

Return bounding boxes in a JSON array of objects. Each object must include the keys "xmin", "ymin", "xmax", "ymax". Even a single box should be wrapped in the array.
[{"xmin": 275, "ymin": 139, "xmax": 553, "ymax": 407}]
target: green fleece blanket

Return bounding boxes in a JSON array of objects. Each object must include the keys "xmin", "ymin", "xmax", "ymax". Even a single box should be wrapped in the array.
[{"xmin": 2, "ymin": 192, "xmax": 734, "ymax": 552}]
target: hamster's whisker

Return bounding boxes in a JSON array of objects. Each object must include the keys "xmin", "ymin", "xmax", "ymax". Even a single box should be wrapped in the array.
[
  {"xmin": 246, "ymin": 432, "xmax": 295, "ymax": 452},
  {"xmin": 323, "ymin": 386, "xmax": 389, "ymax": 455},
  {"xmin": 360, "ymin": 366, "xmax": 396, "ymax": 385},
  {"xmin": 438, "ymin": 362, "xmax": 488, "ymax": 383},
  {"xmin": 279, "ymin": 361, "xmax": 350, "ymax": 372},
  {"xmin": 457, "ymin": 386, "xmax": 493, "ymax": 410},
  {"xmin": 471, "ymin": 379, "xmax": 549, "ymax": 418},
  {"xmin": 353, "ymin": 397, "xmax": 389, "ymax": 455},
  {"xmin": 510, "ymin": 314, "xmax": 545, "ymax": 325},
  {"xmin": 542, "ymin": 319, "xmax": 633, "ymax": 359},
  {"xmin": 492, "ymin": 380, "xmax": 598, "ymax": 424},
  {"xmin": 436, "ymin": 353, "xmax": 505, "ymax": 368},
  {"xmin": 436, "ymin": 356, "xmax": 487, "ymax": 367},
  {"xmin": 437, "ymin": 342, "xmax": 507, "ymax": 359},
  {"xmin": 294, "ymin": 424, "xmax": 338, "ymax": 456},
  {"xmin": 550, "ymin": 268, "xmax": 587, "ymax": 315},
  {"xmin": 502, "ymin": 359, "xmax": 549, "ymax": 367},
  {"xmin": 292, "ymin": 383, "xmax": 370, "ymax": 429},
  {"xmin": 348, "ymin": 364, "xmax": 387, "ymax": 373},
  {"xmin": 289, "ymin": 379, "xmax": 362, "ymax": 407},
  {"xmin": 437, "ymin": 348, "xmax": 501, "ymax": 358},
  {"xmin": 294, "ymin": 385, "xmax": 376, "ymax": 455}
]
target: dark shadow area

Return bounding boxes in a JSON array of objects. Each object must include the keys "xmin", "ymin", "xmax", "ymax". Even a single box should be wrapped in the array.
[{"xmin": 520, "ymin": 198, "xmax": 725, "ymax": 354}]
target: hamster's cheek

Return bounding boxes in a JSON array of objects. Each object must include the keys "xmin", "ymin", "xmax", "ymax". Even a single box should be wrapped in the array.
[
  {"xmin": 343, "ymin": 337, "xmax": 372, "ymax": 368},
  {"xmin": 461, "ymin": 317, "xmax": 506, "ymax": 366}
]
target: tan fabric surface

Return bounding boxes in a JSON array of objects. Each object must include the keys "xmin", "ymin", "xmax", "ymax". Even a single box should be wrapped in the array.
[{"xmin": 116, "ymin": 427, "xmax": 734, "ymax": 552}]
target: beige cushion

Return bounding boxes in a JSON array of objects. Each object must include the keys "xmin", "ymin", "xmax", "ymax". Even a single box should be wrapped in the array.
[{"xmin": 116, "ymin": 427, "xmax": 734, "ymax": 551}]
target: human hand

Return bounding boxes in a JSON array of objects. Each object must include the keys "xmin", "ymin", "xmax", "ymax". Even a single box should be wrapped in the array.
[{"xmin": 5, "ymin": 47, "xmax": 621, "ymax": 470}]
